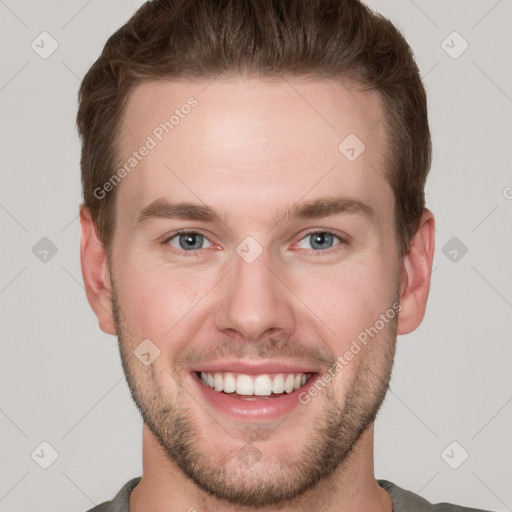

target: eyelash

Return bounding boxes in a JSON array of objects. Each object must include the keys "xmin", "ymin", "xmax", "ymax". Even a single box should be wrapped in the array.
[{"xmin": 160, "ymin": 229, "xmax": 347, "ymax": 256}]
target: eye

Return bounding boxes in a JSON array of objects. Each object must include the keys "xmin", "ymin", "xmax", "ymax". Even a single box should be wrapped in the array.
[
  {"xmin": 296, "ymin": 231, "xmax": 343, "ymax": 251},
  {"xmin": 165, "ymin": 231, "xmax": 213, "ymax": 251}
]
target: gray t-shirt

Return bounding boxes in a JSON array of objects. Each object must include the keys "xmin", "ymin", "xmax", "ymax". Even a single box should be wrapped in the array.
[{"xmin": 86, "ymin": 477, "xmax": 493, "ymax": 511}]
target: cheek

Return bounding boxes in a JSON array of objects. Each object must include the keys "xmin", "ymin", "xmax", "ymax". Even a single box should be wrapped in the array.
[
  {"xmin": 114, "ymin": 252, "xmax": 215, "ymax": 341},
  {"xmin": 303, "ymin": 261, "xmax": 398, "ymax": 399},
  {"xmin": 290, "ymin": 256, "xmax": 398, "ymax": 352}
]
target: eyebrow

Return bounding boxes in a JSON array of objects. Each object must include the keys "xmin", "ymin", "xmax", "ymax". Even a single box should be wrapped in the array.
[
  {"xmin": 135, "ymin": 196, "xmax": 374, "ymax": 227},
  {"xmin": 279, "ymin": 196, "xmax": 373, "ymax": 224}
]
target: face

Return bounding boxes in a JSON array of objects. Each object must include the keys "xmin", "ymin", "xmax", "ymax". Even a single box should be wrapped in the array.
[{"xmin": 104, "ymin": 77, "xmax": 403, "ymax": 506}]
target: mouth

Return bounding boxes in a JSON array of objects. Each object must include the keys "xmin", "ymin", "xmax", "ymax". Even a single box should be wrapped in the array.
[
  {"xmin": 194, "ymin": 371, "xmax": 314, "ymax": 400},
  {"xmin": 191, "ymin": 365, "xmax": 321, "ymax": 420}
]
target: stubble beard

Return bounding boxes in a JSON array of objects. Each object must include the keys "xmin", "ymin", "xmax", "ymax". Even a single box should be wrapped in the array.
[{"xmin": 110, "ymin": 276, "xmax": 397, "ymax": 508}]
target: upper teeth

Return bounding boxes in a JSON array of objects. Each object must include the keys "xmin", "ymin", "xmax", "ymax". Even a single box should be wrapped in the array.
[{"xmin": 199, "ymin": 372, "xmax": 308, "ymax": 396}]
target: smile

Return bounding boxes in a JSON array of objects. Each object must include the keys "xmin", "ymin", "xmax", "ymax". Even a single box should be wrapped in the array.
[
  {"xmin": 196, "ymin": 371, "xmax": 313, "ymax": 398},
  {"xmin": 191, "ymin": 364, "xmax": 321, "ymax": 420}
]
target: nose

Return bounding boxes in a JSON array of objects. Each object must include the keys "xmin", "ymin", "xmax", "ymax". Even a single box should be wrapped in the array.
[{"xmin": 214, "ymin": 247, "xmax": 296, "ymax": 342}]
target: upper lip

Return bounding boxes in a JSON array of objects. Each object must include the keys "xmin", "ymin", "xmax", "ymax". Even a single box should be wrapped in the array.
[{"xmin": 191, "ymin": 360, "xmax": 321, "ymax": 375}]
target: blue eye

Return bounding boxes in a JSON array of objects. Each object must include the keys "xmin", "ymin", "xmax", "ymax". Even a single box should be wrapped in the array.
[
  {"xmin": 297, "ymin": 232, "xmax": 342, "ymax": 251},
  {"xmin": 162, "ymin": 230, "xmax": 344, "ymax": 255},
  {"xmin": 167, "ymin": 232, "xmax": 213, "ymax": 251}
]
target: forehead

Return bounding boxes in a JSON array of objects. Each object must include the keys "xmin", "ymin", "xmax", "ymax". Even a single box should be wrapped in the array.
[{"xmin": 115, "ymin": 76, "xmax": 391, "ymax": 226}]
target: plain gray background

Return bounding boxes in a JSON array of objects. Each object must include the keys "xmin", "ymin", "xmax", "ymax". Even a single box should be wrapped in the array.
[{"xmin": 1, "ymin": 1, "xmax": 511, "ymax": 511}]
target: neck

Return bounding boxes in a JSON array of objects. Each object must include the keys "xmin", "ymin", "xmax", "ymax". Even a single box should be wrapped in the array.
[{"xmin": 129, "ymin": 423, "xmax": 393, "ymax": 512}]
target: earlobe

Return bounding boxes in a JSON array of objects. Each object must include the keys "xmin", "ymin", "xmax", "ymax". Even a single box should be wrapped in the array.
[
  {"xmin": 397, "ymin": 209, "xmax": 435, "ymax": 335},
  {"xmin": 79, "ymin": 205, "xmax": 116, "ymax": 335}
]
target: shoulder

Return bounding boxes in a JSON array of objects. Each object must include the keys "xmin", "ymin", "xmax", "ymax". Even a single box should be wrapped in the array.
[
  {"xmin": 85, "ymin": 477, "xmax": 141, "ymax": 512},
  {"xmin": 377, "ymin": 479, "xmax": 494, "ymax": 512}
]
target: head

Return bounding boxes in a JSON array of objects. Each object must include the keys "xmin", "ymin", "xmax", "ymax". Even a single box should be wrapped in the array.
[{"xmin": 78, "ymin": 0, "xmax": 435, "ymax": 507}]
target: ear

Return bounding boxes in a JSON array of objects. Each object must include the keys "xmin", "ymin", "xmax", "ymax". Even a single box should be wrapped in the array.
[
  {"xmin": 397, "ymin": 209, "xmax": 435, "ymax": 335},
  {"xmin": 79, "ymin": 205, "xmax": 116, "ymax": 335}
]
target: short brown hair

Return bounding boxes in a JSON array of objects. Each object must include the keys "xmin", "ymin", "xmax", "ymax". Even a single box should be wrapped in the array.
[{"xmin": 77, "ymin": 0, "xmax": 431, "ymax": 257}]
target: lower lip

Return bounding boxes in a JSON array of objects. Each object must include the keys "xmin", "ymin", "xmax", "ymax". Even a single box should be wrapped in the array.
[{"xmin": 192, "ymin": 372, "xmax": 320, "ymax": 420}]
